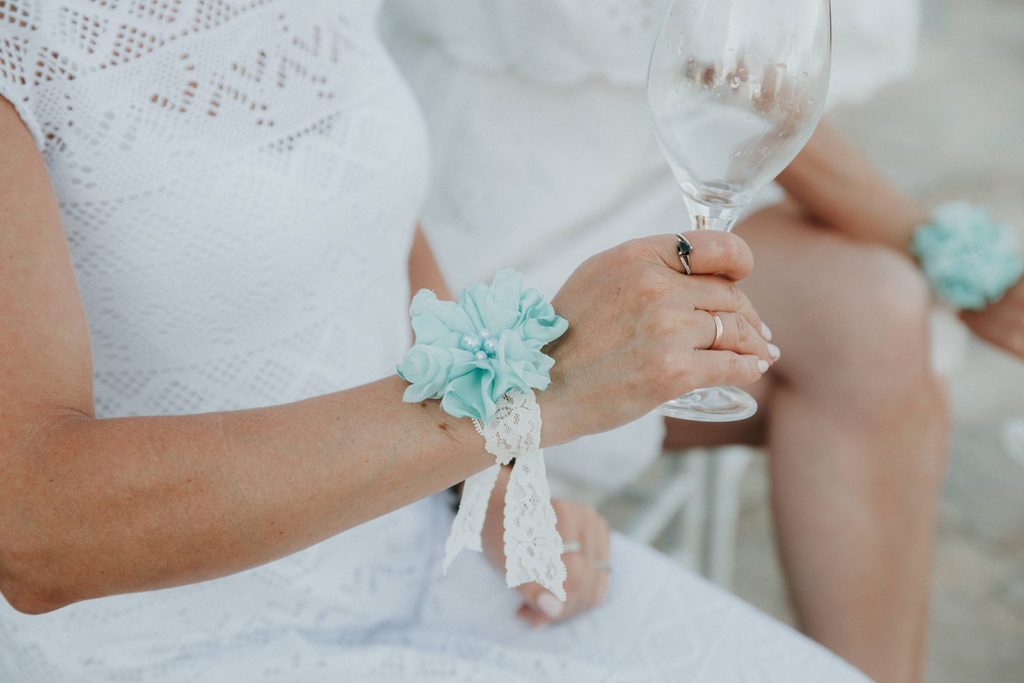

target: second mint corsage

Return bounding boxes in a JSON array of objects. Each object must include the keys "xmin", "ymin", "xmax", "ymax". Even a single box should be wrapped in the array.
[
  {"xmin": 911, "ymin": 202, "xmax": 1023, "ymax": 310},
  {"xmin": 397, "ymin": 269, "xmax": 568, "ymax": 423}
]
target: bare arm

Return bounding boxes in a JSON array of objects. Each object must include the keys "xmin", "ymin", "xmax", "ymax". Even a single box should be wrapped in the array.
[
  {"xmin": 0, "ymin": 95, "xmax": 772, "ymax": 615},
  {"xmin": 0, "ymin": 98, "xmax": 490, "ymax": 614},
  {"xmin": 408, "ymin": 223, "xmax": 454, "ymax": 301},
  {"xmin": 778, "ymin": 118, "xmax": 1024, "ymax": 359},
  {"xmin": 776, "ymin": 118, "xmax": 929, "ymax": 251}
]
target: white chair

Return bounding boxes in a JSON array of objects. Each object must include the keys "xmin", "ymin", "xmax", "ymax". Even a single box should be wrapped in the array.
[
  {"xmin": 550, "ymin": 443, "xmax": 756, "ymax": 590},
  {"xmin": 610, "ymin": 446, "xmax": 755, "ymax": 589}
]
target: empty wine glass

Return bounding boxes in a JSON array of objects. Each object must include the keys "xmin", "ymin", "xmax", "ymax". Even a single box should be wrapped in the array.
[{"xmin": 647, "ymin": 0, "xmax": 831, "ymax": 421}]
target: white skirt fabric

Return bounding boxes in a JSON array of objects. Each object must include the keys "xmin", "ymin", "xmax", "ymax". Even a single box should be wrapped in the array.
[{"xmin": 1, "ymin": 495, "xmax": 868, "ymax": 681}]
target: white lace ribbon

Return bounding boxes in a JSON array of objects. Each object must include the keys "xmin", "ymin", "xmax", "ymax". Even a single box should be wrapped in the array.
[{"xmin": 442, "ymin": 389, "xmax": 567, "ymax": 601}]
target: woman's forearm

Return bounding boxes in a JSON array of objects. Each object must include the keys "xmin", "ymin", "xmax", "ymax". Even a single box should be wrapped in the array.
[
  {"xmin": 3, "ymin": 377, "xmax": 490, "ymax": 614},
  {"xmin": 1, "ymin": 95, "xmax": 773, "ymax": 615},
  {"xmin": 776, "ymin": 119, "xmax": 928, "ymax": 251}
]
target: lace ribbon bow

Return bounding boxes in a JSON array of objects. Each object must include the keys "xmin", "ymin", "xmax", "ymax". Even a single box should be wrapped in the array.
[{"xmin": 442, "ymin": 389, "xmax": 567, "ymax": 600}]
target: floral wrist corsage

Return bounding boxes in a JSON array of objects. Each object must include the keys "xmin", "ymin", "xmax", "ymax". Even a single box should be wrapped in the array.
[
  {"xmin": 397, "ymin": 270, "xmax": 572, "ymax": 600},
  {"xmin": 397, "ymin": 269, "xmax": 568, "ymax": 422}
]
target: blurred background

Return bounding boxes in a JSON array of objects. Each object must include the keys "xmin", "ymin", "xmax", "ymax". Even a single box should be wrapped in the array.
[{"xmin": 729, "ymin": 0, "xmax": 1024, "ymax": 679}]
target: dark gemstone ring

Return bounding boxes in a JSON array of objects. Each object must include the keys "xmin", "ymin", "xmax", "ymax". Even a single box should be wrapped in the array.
[{"xmin": 676, "ymin": 233, "xmax": 693, "ymax": 275}]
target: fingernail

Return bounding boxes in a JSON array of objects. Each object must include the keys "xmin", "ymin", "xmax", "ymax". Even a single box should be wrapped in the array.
[
  {"xmin": 761, "ymin": 322, "xmax": 773, "ymax": 341},
  {"xmin": 767, "ymin": 343, "xmax": 781, "ymax": 361},
  {"xmin": 536, "ymin": 592, "xmax": 564, "ymax": 619},
  {"xmin": 757, "ymin": 359, "xmax": 770, "ymax": 374}
]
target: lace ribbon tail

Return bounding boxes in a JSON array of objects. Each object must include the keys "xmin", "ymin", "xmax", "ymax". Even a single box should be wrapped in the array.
[
  {"xmin": 502, "ymin": 448, "xmax": 567, "ymax": 601},
  {"xmin": 442, "ymin": 463, "xmax": 502, "ymax": 573}
]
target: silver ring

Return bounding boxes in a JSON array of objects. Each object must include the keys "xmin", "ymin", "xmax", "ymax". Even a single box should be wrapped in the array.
[
  {"xmin": 709, "ymin": 312, "xmax": 724, "ymax": 350},
  {"xmin": 593, "ymin": 560, "xmax": 611, "ymax": 571},
  {"xmin": 563, "ymin": 541, "xmax": 583, "ymax": 554},
  {"xmin": 676, "ymin": 234, "xmax": 693, "ymax": 275}
]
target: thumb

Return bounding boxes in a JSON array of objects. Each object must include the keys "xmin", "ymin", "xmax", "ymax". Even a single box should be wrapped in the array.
[{"xmin": 517, "ymin": 583, "xmax": 565, "ymax": 622}]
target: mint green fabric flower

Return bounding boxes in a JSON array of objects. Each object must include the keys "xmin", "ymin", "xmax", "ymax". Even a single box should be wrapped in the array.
[
  {"xmin": 397, "ymin": 270, "xmax": 569, "ymax": 422},
  {"xmin": 911, "ymin": 202, "xmax": 1023, "ymax": 310}
]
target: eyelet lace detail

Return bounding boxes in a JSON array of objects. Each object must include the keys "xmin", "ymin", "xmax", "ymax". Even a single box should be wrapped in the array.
[{"xmin": 443, "ymin": 389, "xmax": 567, "ymax": 600}]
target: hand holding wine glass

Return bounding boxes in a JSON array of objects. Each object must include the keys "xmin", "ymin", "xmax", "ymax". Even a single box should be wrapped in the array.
[{"xmin": 647, "ymin": 0, "xmax": 832, "ymax": 421}]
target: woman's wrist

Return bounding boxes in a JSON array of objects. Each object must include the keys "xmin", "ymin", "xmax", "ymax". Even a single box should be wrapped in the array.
[{"xmin": 398, "ymin": 270, "xmax": 571, "ymax": 600}]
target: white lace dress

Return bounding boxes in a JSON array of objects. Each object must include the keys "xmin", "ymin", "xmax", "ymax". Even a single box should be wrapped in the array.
[
  {"xmin": 0, "ymin": 2, "xmax": 867, "ymax": 680},
  {"xmin": 381, "ymin": 0, "xmax": 922, "ymax": 490}
]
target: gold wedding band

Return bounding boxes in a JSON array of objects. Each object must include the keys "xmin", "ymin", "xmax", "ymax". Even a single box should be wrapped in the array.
[{"xmin": 709, "ymin": 312, "xmax": 724, "ymax": 350}]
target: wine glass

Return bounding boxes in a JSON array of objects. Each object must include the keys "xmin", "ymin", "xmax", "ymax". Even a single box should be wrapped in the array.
[{"xmin": 647, "ymin": 0, "xmax": 831, "ymax": 421}]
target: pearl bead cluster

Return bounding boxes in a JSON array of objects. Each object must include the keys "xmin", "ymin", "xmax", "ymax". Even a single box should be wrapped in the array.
[{"xmin": 459, "ymin": 328, "xmax": 498, "ymax": 361}]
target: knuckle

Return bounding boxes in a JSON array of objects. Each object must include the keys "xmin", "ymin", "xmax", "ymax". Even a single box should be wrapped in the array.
[
  {"xmin": 616, "ymin": 238, "xmax": 653, "ymax": 265},
  {"xmin": 716, "ymin": 232, "xmax": 741, "ymax": 266},
  {"xmin": 727, "ymin": 353, "xmax": 748, "ymax": 380},
  {"xmin": 651, "ymin": 344, "xmax": 687, "ymax": 384},
  {"xmin": 642, "ymin": 345, "xmax": 685, "ymax": 398},
  {"xmin": 726, "ymin": 282, "xmax": 745, "ymax": 312},
  {"xmin": 735, "ymin": 318, "xmax": 757, "ymax": 349},
  {"xmin": 644, "ymin": 306, "xmax": 679, "ymax": 339},
  {"xmin": 736, "ymin": 291, "xmax": 759, "ymax": 323},
  {"xmin": 632, "ymin": 267, "xmax": 665, "ymax": 300}
]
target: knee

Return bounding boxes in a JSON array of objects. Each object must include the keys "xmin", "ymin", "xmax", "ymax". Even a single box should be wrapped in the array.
[
  {"xmin": 831, "ymin": 246, "xmax": 951, "ymax": 479},
  {"xmin": 828, "ymin": 246, "xmax": 940, "ymax": 411}
]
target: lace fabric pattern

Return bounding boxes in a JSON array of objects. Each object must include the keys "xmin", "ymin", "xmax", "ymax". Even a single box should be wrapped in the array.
[
  {"xmin": 445, "ymin": 389, "xmax": 567, "ymax": 600},
  {"xmin": 1, "ymin": 0, "xmax": 430, "ymax": 417}
]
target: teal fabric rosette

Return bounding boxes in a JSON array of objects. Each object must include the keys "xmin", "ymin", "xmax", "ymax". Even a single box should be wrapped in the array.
[
  {"xmin": 911, "ymin": 202, "xmax": 1023, "ymax": 310},
  {"xmin": 397, "ymin": 270, "xmax": 569, "ymax": 423}
]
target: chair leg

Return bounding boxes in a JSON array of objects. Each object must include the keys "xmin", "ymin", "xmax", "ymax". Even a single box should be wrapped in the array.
[
  {"xmin": 674, "ymin": 450, "xmax": 709, "ymax": 571},
  {"xmin": 623, "ymin": 454, "xmax": 698, "ymax": 548},
  {"xmin": 702, "ymin": 446, "xmax": 755, "ymax": 588}
]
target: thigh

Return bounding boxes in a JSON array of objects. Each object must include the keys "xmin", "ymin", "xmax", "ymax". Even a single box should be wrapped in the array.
[{"xmin": 665, "ymin": 201, "xmax": 921, "ymax": 449}]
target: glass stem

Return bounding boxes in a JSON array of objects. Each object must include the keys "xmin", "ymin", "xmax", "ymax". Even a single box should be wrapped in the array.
[
  {"xmin": 683, "ymin": 196, "xmax": 741, "ymax": 232},
  {"xmin": 692, "ymin": 214, "xmax": 737, "ymax": 231}
]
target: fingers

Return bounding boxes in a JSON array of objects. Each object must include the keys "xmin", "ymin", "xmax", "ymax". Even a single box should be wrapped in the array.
[
  {"xmin": 677, "ymin": 275, "xmax": 764, "ymax": 334},
  {"xmin": 697, "ymin": 310, "xmax": 779, "ymax": 363},
  {"xmin": 688, "ymin": 350, "xmax": 771, "ymax": 388},
  {"xmin": 647, "ymin": 231, "xmax": 754, "ymax": 281},
  {"xmin": 645, "ymin": 232, "xmax": 766, "ymax": 333},
  {"xmin": 516, "ymin": 583, "xmax": 565, "ymax": 629},
  {"xmin": 514, "ymin": 501, "xmax": 611, "ymax": 629}
]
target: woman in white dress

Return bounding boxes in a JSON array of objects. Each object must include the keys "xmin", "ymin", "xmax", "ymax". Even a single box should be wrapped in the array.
[
  {"xmin": 381, "ymin": 1, "xmax": 1024, "ymax": 681},
  {"xmin": 0, "ymin": 1, "xmax": 870, "ymax": 681}
]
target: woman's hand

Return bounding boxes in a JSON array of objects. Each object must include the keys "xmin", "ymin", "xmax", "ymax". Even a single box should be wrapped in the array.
[
  {"xmin": 539, "ymin": 231, "xmax": 775, "ymax": 446},
  {"xmin": 960, "ymin": 275, "xmax": 1024, "ymax": 359},
  {"xmin": 480, "ymin": 467, "xmax": 611, "ymax": 628}
]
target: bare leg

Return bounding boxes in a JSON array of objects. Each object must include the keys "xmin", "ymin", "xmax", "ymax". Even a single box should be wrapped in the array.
[{"xmin": 666, "ymin": 204, "xmax": 948, "ymax": 682}]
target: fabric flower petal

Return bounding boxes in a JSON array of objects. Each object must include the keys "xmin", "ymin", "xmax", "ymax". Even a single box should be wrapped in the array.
[
  {"xmin": 397, "ymin": 345, "xmax": 455, "ymax": 401},
  {"xmin": 399, "ymin": 270, "xmax": 569, "ymax": 421},
  {"xmin": 912, "ymin": 202, "xmax": 1023, "ymax": 310},
  {"xmin": 443, "ymin": 369, "xmax": 498, "ymax": 422}
]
